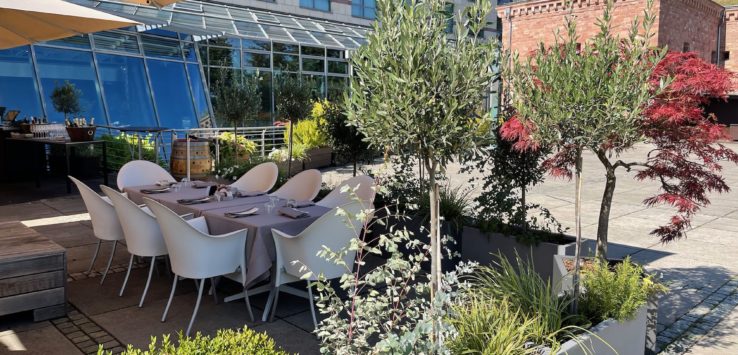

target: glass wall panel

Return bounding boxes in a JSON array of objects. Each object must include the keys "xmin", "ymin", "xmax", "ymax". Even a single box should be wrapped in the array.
[
  {"xmin": 327, "ymin": 61, "xmax": 348, "ymax": 74},
  {"xmin": 302, "ymin": 74, "xmax": 325, "ymax": 99},
  {"xmin": 243, "ymin": 39, "xmax": 271, "ymax": 51},
  {"xmin": 302, "ymin": 58, "xmax": 324, "ymax": 72},
  {"xmin": 243, "ymin": 52, "xmax": 270, "ymax": 68},
  {"xmin": 273, "ymin": 54, "xmax": 298, "ymax": 72},
  {"xmin": 182, "ymin": 42, "xmax": 198, "ymax": 62},
  {"xmin": 209, "ymin": 46, "xmax": 240, "ymax": 67},
  {"xmin": 34, "ymin": 47, "xmax": 106, "ymax": 123},
  {"xmin": 142, "ymin": 35, "xmax": 182, "ymax": 59},
  {"xmin": 327, "ymin": 76, "xmax": 348, "ymax": 101},
  {"xmin": 301, "ymin": 46, "xmax": 324, "ymax": 56},
  {"xmin": 0, "ymin": 46, "xmax": 43, "ymax": 119},
  {"xmin": 147, "ymin": 59, "xmax": 197, "ymax": 129},
  {"xmin": 42, "ymin": 35, "xmax": 91, "ymax": 50},
  {"xmin": 96, "ymin": 54, "xmax": 156, "ymax": 127},
  {"xmin": 245, "ymin": 70, "xmax": 272, "ymax": 124},
  {"xmin": 273, "ymin": 43, "xmax": 298, "ymax": 54},
  {"xmin": 187, "ymin": 63, "xmax": 210, "ymax": 124},
  {"xmin": 93, "ymin": 31, "xmax": 140, "ymax": 54}
]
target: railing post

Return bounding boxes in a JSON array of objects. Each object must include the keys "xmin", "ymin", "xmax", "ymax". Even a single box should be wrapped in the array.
[{"xmin": 261, "ymin": 129, "xmax": 267, "ymax": 157}]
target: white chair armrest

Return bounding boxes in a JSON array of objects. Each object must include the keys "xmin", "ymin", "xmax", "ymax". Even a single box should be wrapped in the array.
[
  {"xmin": 209, "ymin": 228, "xmax": 248, "ymax": 240},
  {"xmin": 272, "ymin": 228, "xmax": 299, "ymax": 239},
  {"xmin": 186, "ymin": 216, "xmax": 209, "ymax": 234}
]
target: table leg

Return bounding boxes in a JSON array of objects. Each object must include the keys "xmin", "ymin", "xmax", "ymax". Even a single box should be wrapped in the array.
[
  {"xmin": 65, "ymin": 145, "xmax": 71, "ymax": 193},
  {"xmin": 35, "ymin": 142, "xmax": 41, "ymax": 188},
  {"xmin": 102, "ymin": 142, "xmax": 109, "ymax": 187}
]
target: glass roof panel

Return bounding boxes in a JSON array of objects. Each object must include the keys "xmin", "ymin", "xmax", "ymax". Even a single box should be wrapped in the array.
[
  {"xmin": 311, "ymin": 32, "xmax": 342, "ymax": 48},
  {"xmin": 333, "ymin": 35, "xmax": 359, "ymax": 49},
  {"xmin": 289, "ymin": 30, "xmax": 318, "ymax": 45},
  {"xmin": 262, "ymin": 25, "xmax": 293, "ymax": 42},
  {"xmin": 97, "ymin": 2, "xmax": 137, "ymax": 15},
  {"xmin": 255, "ymin": 13, "xmax": 279, "ymax": 24},
  {"xmin": 204, "ymin": 17, "xmax": 235, "ymax": 34},
  {"xmin": 202, "ymin": 4, "xmax": 230, "ymax": 18},
  {"xmin": 135, "ymin": 7, "xmax": 173, "ymax": 23},
  {"xmin": 174, "ymin": 2, "xmax": 202, "ymax": 12},
  {"xmin": 296, "ymin": 19, "xmax": 321, "ymax": 32},
  {"xmin": 234, "ymin": 21, "xmax": 266, "ymax": 39},
  {"xmin": 321, "ymin": 23, "xmax": 344, "ymax": 34},
  {"xmin": 171, "ymin": 12, "xmax": 204, "ymax": 29},
  {"xmin": 227, "ymin": 7, "xmax": 255, "ymax": 22},
  {"xmin": 273, "ymin": 15, "xmax": 299, "ymax": 28}
]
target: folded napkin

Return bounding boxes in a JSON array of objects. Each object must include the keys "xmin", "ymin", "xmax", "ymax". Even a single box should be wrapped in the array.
[
  {"xmin": 141, "ymin": 187, "xmax": 171, "ymax": 194},
  {"xmin": 225, "ymin": 207, "xmax": 259, "ymax": 218},
  {"xmin": 278, "ymin": 206, "xmax": 309, "ymax": 219},
  {"xmin": 288, "ymin": 200, "xmax": 315, "ymax": 208},
  {"xmin": 238, "ymin": 190, "xmax": 266, "ymax": 197},
  {"xmin": 177, "ymin": 196, "xmax": 212, "ymax": 205},
  {"xmin": 156, "ymin": 180, "xmax": 176, "ymax": 187}
]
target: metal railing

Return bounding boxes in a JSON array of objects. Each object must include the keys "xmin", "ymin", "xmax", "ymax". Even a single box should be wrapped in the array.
[{"xmin": 96, "ymin": 125, "xmax": 287, "ymax": 173}]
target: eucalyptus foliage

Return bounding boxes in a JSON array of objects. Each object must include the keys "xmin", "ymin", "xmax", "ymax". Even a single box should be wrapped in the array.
[
  {"xmin": 346, "ymin": 0, "xmax": 499, "ymax": 306},
  {"xmin": 305, "ymin": 187, "xmax": 474, "ymax": 354}
]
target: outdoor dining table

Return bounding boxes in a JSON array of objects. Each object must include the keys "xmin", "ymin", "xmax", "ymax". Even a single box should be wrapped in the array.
[{"xmin": 123, "ymin": 184, "xmax": 330, "ymax": 287}]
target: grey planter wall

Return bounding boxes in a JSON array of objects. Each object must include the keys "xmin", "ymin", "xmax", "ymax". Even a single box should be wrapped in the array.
[
  {"xmin": 303, "ymin": 147, "xmax": 333, "ymax": 169},
  {"xmin": 461, "ymin": 226, "xmax": 576, "ymax": 282},
  {"xmin": 555, "ymin": 305, "xmax": 647, "ymax": 355}
]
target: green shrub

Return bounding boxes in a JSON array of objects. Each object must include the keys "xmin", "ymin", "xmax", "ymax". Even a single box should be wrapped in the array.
[
  {"xmin": 100, "ymin": 133, "xmax": 163, "ymax": 171},
  {"xmin": 470, "ymin": 254, "xmax": 576, "ymax": 349},
  {"xmin": 449, "ymin": 296, "xmax": 542, "ymax": 355},
  {"xmin": 268, "ymin": 144, "xmax": 308, "ymax": 162},
  {"xmin": 214, "ymin": 132, "xmax": 257, "ymax": 163},
  {"xmin": 580, "ymin": 257, "xmax": 666, "ymax": 324},
  {"xmin": 98, "ymin": 327, "xmax": 289, "ymax": 355},
  {"xmin": 283, "ymin": 119, "xmax": 327, "ymax": 149}
]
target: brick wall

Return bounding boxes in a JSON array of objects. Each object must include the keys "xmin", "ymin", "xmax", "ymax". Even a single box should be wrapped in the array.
[
  {"xmin": 497, "ymin": 0, "xmax": 723, "ymax": 63},
  {"xmin": 724, "ymin": 7, "xmax": 738, "ymax": 73}
]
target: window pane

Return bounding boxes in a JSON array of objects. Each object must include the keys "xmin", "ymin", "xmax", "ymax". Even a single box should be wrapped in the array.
[
  {"xmin": 327, "ymin": 61, "xmax": 347, "ymax": 74},
  {"xmin": 302, "ymin": 58, "xmax": 324, "ymax": 72},
  {"xmin": 327, "ymin": 49, "xmax": 345, "ymax": 59},
  {"xmin": 0, "ymin": 46, "xmax": 43, "ymax": 119},
  {"xmin": 96, "ymin": 54, "xmax": 155, "ymax": 127},
  {"xmin": 243, "ymin": 52, "xmax": 270, "ymax": 68},
  {"xmin": 301, "ymin": 46, "xmax": 324, "ymax": 56},
  {"xmin": 93, "ymin": 31, "xmax": 140, "ymax": 53},
  {"xmin": 299, "ymin": 0, "xmax": 312, "ymax": 8},
  {"xmin": 327, "ymin": 76, "xmax": 348, "ymax": 101},
  {"xmin": 209, "ymin": 46, "xmax": 240, "ymax": 67},
  {"xmin": 147, "ymin": 60, "xmax": 197, "ymax": 129},
  {"xmin": 245, "ymin": 70, "xmax": 272, "ymax": 123},
  {"xmin": 187, "ymin": 63, "xmax": 210, "ymax": 125},
  {"xmin": 41, "ymin": 34, "xmax": 91, "ymax": 49},
  {"xmin": 302, "ymin": 74, "xmax": 325, "ymax": 99},
  {"xmin": 273, "ymin": 54, "xmax": 298, "ymax": 71},
  {"xmin": 273, "ymin": 42, "xmax": 298, "ymax": 54},
  {"xmin": 182, "ymin": 42, "xmax": 198, "ymax": 62},
  {"xmin": 315, "ymin": 0, "xmax": 330, "ymax": 11},
  {"xmin": 142, "ymin": 35, "xmax": 182, "ymax": 59},
  {"xmin": 35, "ymin": 47, "xmax": 106, "ymax": 123},
  {"xmin": 243, "ymin": 39, "xmax": 271, "ymax": 51}
]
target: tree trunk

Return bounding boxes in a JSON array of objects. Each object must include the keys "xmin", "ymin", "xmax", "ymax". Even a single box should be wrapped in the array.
[
  {"xmin": 233, "ymin": 126, "xmax": 238, "ymax": 164},
  {"xmin": 520, "ymin": 181, "xmax": 527, "ymax": 234},
  {"xmin": 596, "ymin": 167, "xmax": 616, "ymax": 260},
  {"xmin": 352, "ymin": 160, "xmax": 357, "ymax": 177},
  {"xmin": 571, "ymin": 148, "xmax": 584, "ymax": 314},
  {"xmin": 287, "ymin": 121, "xmax": 294, "ymax": 177},
  {"xmin": 426, "ymin": 158, "xmax": 441, "ymax": 346}
]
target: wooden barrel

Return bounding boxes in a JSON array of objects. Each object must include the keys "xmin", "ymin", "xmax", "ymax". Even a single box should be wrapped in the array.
[{"xmin": 170, "ymin": 139, "xmax": 212, "ymax": 179}]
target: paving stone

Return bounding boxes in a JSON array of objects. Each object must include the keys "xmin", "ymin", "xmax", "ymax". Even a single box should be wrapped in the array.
[
  {"xmin": 66, "ymin": 330, "xmax": 86, "ymax": 339},
  {"xmin": 95, "ymin": 335, "xmax": 115, "ymax": 343},
  {"xmin": 56, "ymin": 321, "xmax": 75, "ymax": 329},
  {"xmin": 76, "ymin": 340, "xmax": 96, "ymax": 349},
  {"xmin": 101, "ymin": 340, "xmax": 121, "ymax": 349},
  {"xmin": 59, "ymin": 325, "xmax": 82, "ymax": 335},
  {"xmin": 71, "ymin": 334, "xmax": 92, "ymax": 343},
  {"xmin": 73, "ymin": 317, "xmax": 91, "ymax": 326},
  {"xmin": 89, "ymin": 330, "xmax": 109, "ymax": 338},
  {"xmin": 80, "ymin": 323, "xmax": 103, "ymax": 333},
  {"xmin": 83, "ymin": 344, "xmax": 102, "ymax": 353}
]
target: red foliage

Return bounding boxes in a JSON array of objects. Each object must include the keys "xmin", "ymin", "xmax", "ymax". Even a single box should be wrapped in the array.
[
  {"xmin": 638, "ymin": 52, "xmax": 738, "ymax": 242},
  {"xmin": 502, "ymin": 52, "xmax": 738, "ymax": 243}
]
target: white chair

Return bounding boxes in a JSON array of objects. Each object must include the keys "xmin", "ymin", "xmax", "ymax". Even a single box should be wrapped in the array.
[
  {"xmin": 117, "ymin": 160, "xmax": 175, "ymax": 191},
  {"xmin": 69, "ymin": 176, "xmax": 124, "ymax": 285},
  {"xmin": 270, "ymin": 169, "xmax": 322, "ymax": 201},
  {"xmin": 230, "ymin": 162, "xmax": 279, "ymax": 193},
  {"xmin": 265, "ymin": 202, "xmax": 365, "ymax": 327},
  {"xmin": 100, "ymin": 185, "xmax": 169, "ymax": 308},
  {"xmin": 317, "ymin": 175, "xmax": 376, "ymax": 208},
  {"xmin": 144, "ymin": 198, "xmax": 253, "ymax": 336}
]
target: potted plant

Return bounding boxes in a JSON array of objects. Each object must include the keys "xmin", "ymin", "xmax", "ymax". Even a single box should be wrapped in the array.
[
  {"xmin": 283, "ymin": 104, "xmax": 332, "ymax": 169},
  {"xmin": 274, "ymin": 75, "xmax": 314, "ymax": 177},
  {"xmin": 212, "ymin": 66, "xmax": 261, "ymax": 164},
  {"xmin": 319, "ymin": 100, "xmax": 370, "ymax": 176}
]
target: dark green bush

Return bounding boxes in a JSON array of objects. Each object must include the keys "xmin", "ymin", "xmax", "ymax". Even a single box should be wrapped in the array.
[{"xmin": 98, "ymin": 327, "xmax": 289, "ymax": 355}]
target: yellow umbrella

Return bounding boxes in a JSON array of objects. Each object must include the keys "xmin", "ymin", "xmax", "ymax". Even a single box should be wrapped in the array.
[
  {"xmin": 0, "ymin": 0, "xmax": 139, "ymax": 50},
  {"xmin": 121, "ymin": 0, "xmax": 180, "ymax": 8}
]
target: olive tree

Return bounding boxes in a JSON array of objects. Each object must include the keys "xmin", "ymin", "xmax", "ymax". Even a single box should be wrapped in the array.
[
  {"xmin": 212, "ymin": 67, "xmax": 261, "ymax": 162},
  {"xmin": 275, "ymin": 75, "xmax": 314, "ymax": 176},
  {"xmin": 347, "ymin": 0, "xmax": 498, "ymax": 301}
]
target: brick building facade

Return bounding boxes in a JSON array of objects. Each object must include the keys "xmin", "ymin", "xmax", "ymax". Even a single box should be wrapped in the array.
[
  {"xmin": 497, "ymin": 0, "xmax": 724, "ymax": 64},
  {"xmin": 724, "ymin": 6, "xmax": 738, "ymax": 74}
]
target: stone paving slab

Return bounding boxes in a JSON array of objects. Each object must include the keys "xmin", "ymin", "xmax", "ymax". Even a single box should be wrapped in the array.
[{"xmin": 0, "ymin": 323, "xmax": 82, "ymax": 354}]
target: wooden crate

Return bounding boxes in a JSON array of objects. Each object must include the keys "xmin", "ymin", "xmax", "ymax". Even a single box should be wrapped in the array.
[{"xmin": 0, "ymin": 221, "xmax": 67, "ymax": 321}]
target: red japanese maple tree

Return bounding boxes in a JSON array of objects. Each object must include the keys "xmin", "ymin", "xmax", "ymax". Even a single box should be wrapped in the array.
[{"xmin": 503, "ymin": 52, "xmax": 737, "ymax": 255}]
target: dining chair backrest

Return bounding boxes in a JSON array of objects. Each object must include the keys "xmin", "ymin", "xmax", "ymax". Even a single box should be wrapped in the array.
[
  {"xmin": 274, "ymin": 202, "xmax": 364, "ymax": 281},
  {"xmin": 69, "ymin": 176, "xmax": 124, "ymax": 242},
  {"xmin": 317, "ymin": 175, "xmax": 376, "ymax": 208},
  {"xmin": 270, "ymin": 169, "xmax": 322, "ymax": 201},
  {"xmin": 100, "ymin": 185, "xmax": 167, "ymax": 257},
  {"xmin": 117, "ymin": 160, "xmax": 175, "ymax": 191},
  {"xmin": 144, "ymin": 198, "xmax": 246, "ymax": 280},
  {"xmin": 230, "ymin": 162, "xmax": 279, "ymax": 193}
]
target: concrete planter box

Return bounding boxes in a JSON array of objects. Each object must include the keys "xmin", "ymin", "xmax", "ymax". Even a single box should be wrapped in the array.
[
  {"xmin": 461, "ymin": 226, "xmax": 576, "ymax": 282},
  {"xmin": 552, "ymin": 306, "xmax": 648, "ymax": 355},
  {"xmin": 277, "ymin": 160, "xmax": 305, "ymax": 176},
  {"xmin": 303, "ymin": 147, "xmax": 333, "ymax": 169},
  {"xmin": 552, "ymin": 255, "xmax": 659, "ymax": 354}
]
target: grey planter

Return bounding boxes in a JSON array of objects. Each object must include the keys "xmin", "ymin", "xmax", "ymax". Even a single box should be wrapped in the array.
[
  {"xmin": 461, "ymin": 226, "xmax": 576, "ymax": 282},
  {"xmin": 553, "ymin": 305, "xmax": 648, "ymax": 355},
  {"xmin": 303, "ymin": 147, "xmax": 333, "ymax": 169}
]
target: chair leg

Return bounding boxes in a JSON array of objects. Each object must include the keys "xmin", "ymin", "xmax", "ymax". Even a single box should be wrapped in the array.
[
  {"xmin": 100, "ymin": 240, "xmax": 118, "ymax": 285},
  {"xmin": 162, "ymin": 275, "xmax": 178, "ymax": 322},
  {"xmin": 186, "ymin": 279, "xmax": 206, "ymax": 337},
  {"xmin": 307, "ymin": 281, "xmax": 318, "ymax": 329},
  {"xmin": 139, "ymin": 256, "xmax": 156, "ymax": 308},
  {"xmin": 119, "ymin": 254, "xmax": 134, "ymax": 297},
  {"xmin": 243, "ymin": 286, "xmax": 254, "ymax": 322},
  {"xmin": 87, "ymin": 240, "xmax": 101, "ymax": 274},
  {"xmin": 268, "ymin": 287, "xmax": 280, "ymax": 322},
  {"xmin": 262, "ymin": 287, "xmax": 276, "ymax": 322},
  {"xmin": 210, "ymin": 277, "xmax": 219, "ymax": 304}
]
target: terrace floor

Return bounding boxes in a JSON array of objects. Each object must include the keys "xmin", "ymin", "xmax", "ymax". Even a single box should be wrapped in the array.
[{"xmin": 1, "ymin": 142, "xmax": 738, "ymax": 354}]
